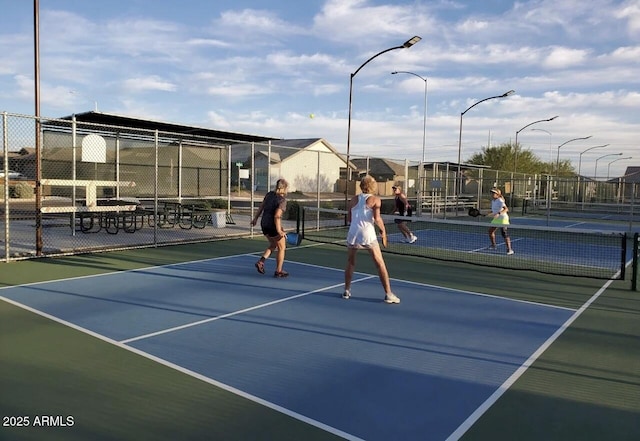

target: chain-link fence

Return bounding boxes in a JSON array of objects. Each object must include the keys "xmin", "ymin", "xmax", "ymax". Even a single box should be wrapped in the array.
[{"xmin": 2, "ymin": 111, "xmax": 635, "ymax": 262}]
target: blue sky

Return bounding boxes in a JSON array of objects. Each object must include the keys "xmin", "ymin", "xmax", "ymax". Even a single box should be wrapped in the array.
[{"xmin": 1, "ymin": 0, "xmax": 639, "ymax": 178}]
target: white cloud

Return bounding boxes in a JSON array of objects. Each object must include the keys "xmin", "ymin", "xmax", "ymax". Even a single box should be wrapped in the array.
[
  {"xmin": 456, "ymin": 19, "xmax": 489, "ymax": 33},
  {"xmin": 614, "ymin": 0, "xmax": 640, "ymax": 38},
  {"xmin": 210, "ymin": 8, "xmax": 307, "ymax": 45},
  {"xmin": 312, "ymin": 0, "xmax": 434, "ymax": 44},
  {"xmin": 206, "ymin": 110, "xmax": 231, "ymax": 129},
  {"xmin": 122, "ymin": 76, "xmax": 177, "ymax": 93},
  {"xmin": 186, "ymin": 38, "xmax": 230, "ymax": 48},
  {"xmin": 543, "ymin": 47, "xmax": 589, "ymax": 69},
  {"xmin": 207, "ymin": 83, "xmax": 270, "ymax": 98}
]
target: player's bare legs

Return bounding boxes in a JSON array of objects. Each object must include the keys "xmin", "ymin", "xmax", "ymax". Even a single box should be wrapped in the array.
[
  {"xmin": 344, "ymin": 248, "xmax": 357, "ymax": 292},
  {"xmin": 368, "ymin": 246, "xmax": 392, "ymax": 294},
  {"xmin": 274, "ymin": 234, "xmax": 287, "ymax": 273},
  {"xmin": 398, "ymin": 221, "xmax": 411, "ymax": 239},
  {"xmin": 488, "ymin": 226, "xmax": 497, "ymax": 248}
]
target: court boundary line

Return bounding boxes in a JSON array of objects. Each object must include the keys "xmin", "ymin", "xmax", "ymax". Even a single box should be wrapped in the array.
[
  {"xmin": 444, "ymin": 263, "xmax": 627, "ymax": 441},
  {"xmin": 0, "ymin": 294, "xmax": 366, "ymax": 441},
  {"xmin": 0, "ymin": 241, "xmax": 334, "ymax": 291},
  {"xmin": 278, "ymin": 257, "xmax": 576, "ymax": 312},
  {"xmin": 0, "ymin": 252, "xmax": 276, "ymax": 291},
  {"xmin": 393, "ymin": 278, "xmax": 576, "ymax": 312}
]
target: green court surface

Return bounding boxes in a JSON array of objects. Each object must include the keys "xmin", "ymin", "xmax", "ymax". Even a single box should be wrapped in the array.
[{"xmin": 1, "ymin": 238, "xmax": 639, "ymax": 441}]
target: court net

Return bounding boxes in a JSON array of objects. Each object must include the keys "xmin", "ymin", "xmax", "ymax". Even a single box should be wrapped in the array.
[{"xmin": 301, "ymin": 207, "xmax": 626, "ymax": 280}]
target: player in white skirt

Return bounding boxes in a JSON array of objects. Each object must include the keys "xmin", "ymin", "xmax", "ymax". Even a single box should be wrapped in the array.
[{"xmin": 343, "ymin": 176, "xmax": 400, "ymax": 304}]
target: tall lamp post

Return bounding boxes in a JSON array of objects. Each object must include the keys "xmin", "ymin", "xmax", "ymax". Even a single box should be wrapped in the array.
[
  {"xmin": 555, "ymin": 135, "xmax": 592, "ymax": 185},
  {"xmin": 577, "ymin": 144, "xmax": 609, "ymax": 202},
  {"xmin": 344, "ymin": 36, "xmax": 421, "ymax": 214},
  {"xmin": 595, "ymin": 153, "xmax": 622, "ymax": 179},
  {"xmin": 531, "ymin": 128, "xmax": 553, "ymax": 208},
  {"xmin": 391, "ymin": 71, "xmax": 427, "ymax": 163},
  {"xmin": 455, "ymin": 90, "xmax": 515, "ymax": 199},
  {"xmin": 607, "ymin": 156, "xmax": 631, "ymax": 180},
  {"xmin": 578, "ymin": 144, "xmax": 609, "ymax": 178},
  {"xmin": 531, "ymin": 128, "xmax": 552, "ymax": 163},
  {"xmin": 391, "ymin": 70, "xmax": 428, "ymax": 216},
  {"xmin": 514, "ymin": 116, "xmax": 558, "ymax": 173},
  {"xmin": 512, "ymin": 116, "xmax": 558, "ymax": 206}
]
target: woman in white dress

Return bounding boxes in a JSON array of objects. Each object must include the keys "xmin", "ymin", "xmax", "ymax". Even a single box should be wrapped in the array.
[{"xmin": 343, "ymin": 176, "xmax": 400, "ymax": 304}]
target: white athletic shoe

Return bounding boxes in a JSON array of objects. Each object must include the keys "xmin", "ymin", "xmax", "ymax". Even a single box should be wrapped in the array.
[
  {"xmin": 408, "ymin": 235, "xmax": 417, "ymax": 244},
  {"xmin": 342, "ymin": 289, "xmax": 351, "ymax": 299},
  {"xmin": 384, "ymin": 293, "xmax": 400, "ymax": 304},
  {"xmin": 507, "ymin": 250, "xmax": 515, "ymax": 255}
]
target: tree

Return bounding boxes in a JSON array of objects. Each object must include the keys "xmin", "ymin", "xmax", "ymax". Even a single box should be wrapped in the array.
[{"xmin": 466, "ymin": 142, "xmax": 574, "ymax": 176}]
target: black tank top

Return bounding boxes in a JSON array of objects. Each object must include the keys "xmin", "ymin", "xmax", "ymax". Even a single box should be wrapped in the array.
[{"xmin": 394, "ymin": 195, "xmax": 405, "ymax": 216}]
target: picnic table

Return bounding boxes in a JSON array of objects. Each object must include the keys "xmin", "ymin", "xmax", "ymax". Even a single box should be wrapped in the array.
[
  {"xmin": 143, "ymin": 200, "xmax": 226, "ymax": 230},
  {"xmin": 39, "ymin": 179, "xmax": 139, "ymax": 234}
]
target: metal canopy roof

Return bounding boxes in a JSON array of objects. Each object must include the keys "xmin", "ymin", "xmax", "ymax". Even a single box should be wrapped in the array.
[{"xmin": 54, "ymin": 111, "xmax": 279, "ymax": 144}]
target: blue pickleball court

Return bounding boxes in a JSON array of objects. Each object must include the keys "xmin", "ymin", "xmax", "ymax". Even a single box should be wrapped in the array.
[{"xmin": 1, "ymin": 254, "xmax": 575, "ymax": 441}]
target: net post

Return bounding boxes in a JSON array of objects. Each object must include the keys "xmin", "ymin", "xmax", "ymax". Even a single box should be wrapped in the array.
[
  {"xmin": 633, "ymin": 233, "xmax": 638, "ymax": 291},
  {"xmin": 620, "ymin": 233, "xmax": 627, "ymax": 280}
]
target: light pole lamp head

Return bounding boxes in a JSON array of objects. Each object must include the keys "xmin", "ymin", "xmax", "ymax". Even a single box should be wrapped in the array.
[
  {"xmin": 403, "ymin": 36, "xmax": 422, "ymax": 47},
  {"xmin": 502, "ymin": 90, "xmax": 516, "ymax": 97}
]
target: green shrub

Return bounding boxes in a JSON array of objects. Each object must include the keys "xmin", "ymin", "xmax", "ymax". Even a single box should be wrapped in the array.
[
  {"xmin": 321, "ymin": 200, "xmax": 334, "ymax": 210},
  {"xmin": 13, "ymin": 182, "xmax": 34, "ymax": 199},
  {"xmin": 210, "ymin": 199, "xmax": 228, "ymax": 209},
  {"xmin": 286, "ymin": 200, "xmax": 301, "ymax": 220}
]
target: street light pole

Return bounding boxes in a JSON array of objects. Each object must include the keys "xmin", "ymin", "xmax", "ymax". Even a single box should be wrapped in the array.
[
  {"xmin": 578, "ymin": 144, "xmax": 609, "ymax": 179},
  {"xmin": 607, "ymin": 156, "xmax": 632, "ymax": 180},
  {"xmin": 391, "ymin": 71, "xmax": 427, "ymax": 163},
  {"xmin": 577, "ymin": 144, "xmax": 609, "ymax": 203},
  {"xmin": 344, "ymin": 36, "xmax": 421, "ymax": 215},
  {"xmin": 514, "ymin": 116, "xmax": 558, "ymax": 173},
  {"xmin": 455, "ymin": 90, "xmax": 515, "ymax": 199},
  {"xmin": 531, "ymin": 128, "xmax": 553, "ymax": 162},
  {"xmin": 511, "ymin": 116, "xmax": 558, "ymax": 207},
  {"xmin": 595, "ymin": 153, "xmax": 622, "ymax": 180},
  {"xmin": 555, "ymin": 135, "xmax": 592, "ymax": 185},
  {"xmin": 530, "ymin": 128, "xmax": 553, "ymax": 208}
]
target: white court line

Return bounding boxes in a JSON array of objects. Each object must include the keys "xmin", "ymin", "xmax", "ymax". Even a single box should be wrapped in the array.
[
  {"xmin": 444, "ymin": 263, "xmax": 627, "ymax": 441},
  {"xmin": 396, "ymin": 278, "xmax": 576, "ymax": 312},
  {"xmin": 120, "ymin": 275, "xmax": 377, "ymax": 344},
  {"xmin": 0, "ymin": 295, "xmax": 365, "ymax": 441},
  {"xmin": 0, "ymin": 252, "xmax": 257, "ymax": 291},
  {"xmin": 565, "ymin": 221, "xmax": 587, "ymax": 228}
]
